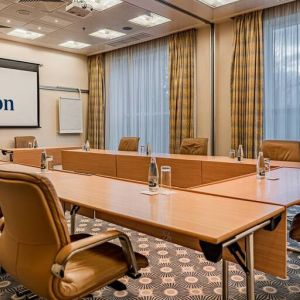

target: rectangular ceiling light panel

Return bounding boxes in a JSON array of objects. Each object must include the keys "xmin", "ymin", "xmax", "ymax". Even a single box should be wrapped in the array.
[
  {"xmin": 85, "ymin": 0, "xmax": 122, "ymax": 11},
  {"xmin": 7, "ymin": 29, "xmax": 44, "ymax": 40},
  {"xmin": 197, "ymin": 0, "xmax": 240, "ymax": 8},
  {"xmin": 59, "ymin": 40, "xmax": 91, "ymax": 49},
  {"xmin": 90, "ymin": 28, "xmax": 126, "ymax": 39},
  {"xmin": 129, "ymin": 13, "xmax": 171, "ymax": 28}
]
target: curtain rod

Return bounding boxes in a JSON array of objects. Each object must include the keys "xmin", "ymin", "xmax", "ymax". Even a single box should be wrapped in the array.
[{"xmin": 40, "ymin": 85, "xmax": 89, "ymax": 94}]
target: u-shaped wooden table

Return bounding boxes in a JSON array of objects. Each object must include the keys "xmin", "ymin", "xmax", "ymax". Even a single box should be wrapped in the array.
[{"xmin": 0, "ymin": 163, "xmax": 288, "ymax": 300}]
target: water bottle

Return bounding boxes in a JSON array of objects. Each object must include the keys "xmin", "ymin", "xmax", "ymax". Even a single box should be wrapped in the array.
[
  {"xmin": 148, "ymin": 157, "xmax": 159, "ymax": 192},
  {"xmin": 146, "ymin": 144, "xmax": 151, "ymax": 156},
  {"xmin": 85, "ymin": 140, "xmax": 90, "ymax": 151},
  {"xmin": 41, "ymin": 150, "xmax": 47, "ymax": 171},
  {"xmin": 33, "ymin": 139, "xmax": 38, "ymax": 148},
  {"xmin": 237, "ymin": 144, "xmax": 244, "ymax": 162},
  {"xmin": 256, "ymin": 151, "xmax": 265, "ymax": 179}
]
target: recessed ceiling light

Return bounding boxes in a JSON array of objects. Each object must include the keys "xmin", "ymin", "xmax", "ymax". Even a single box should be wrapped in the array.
[
  {"xmin": 85, "ymin": 0, "xmax": 122, "ymax": 11},
  {"xmin": 90, "ymin": 28, "xmax": 126, "ymax": 40},
  {"xmin": 197, "ymin": 0, "xmax": 239, "ymax": 8},
  {"xmin": 54, "ymin": 19, "xmax": 58, "ymax": 23},
  {"xmin": 59, "ymin": 40, "xmax": 91, "ymax": 49},
  {"xmin": 7, "ymin": 29, "xmax": 44, "ymax": 40},
  {"xmin": 129, "ymin": 13, "xmax": 171, "ymax": 28},
  {"xmin": 38, "ymin": 26, "xmax": 42, "ymax": 30},
  {"xmin": 6, "ymin": 19, "xmax": 10, "ymax": 23}
]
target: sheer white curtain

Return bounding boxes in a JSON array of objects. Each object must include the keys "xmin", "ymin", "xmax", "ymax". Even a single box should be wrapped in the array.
[
  {"xmin": 264, "ymin": 2, "xmax": 300, "ymax": 140},
  {"xmin": 105, "ymin": 39, "xmax": 169, "ymax": 153}
]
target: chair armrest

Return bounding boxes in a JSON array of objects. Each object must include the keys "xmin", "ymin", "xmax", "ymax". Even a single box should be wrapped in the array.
[
  {"xmin": 0, "ymin": 217, "xmax": 4, "ymax": 233},
  {"xmin": 52, "ymin": 230, "xmax": 139, "ymax": 279}
]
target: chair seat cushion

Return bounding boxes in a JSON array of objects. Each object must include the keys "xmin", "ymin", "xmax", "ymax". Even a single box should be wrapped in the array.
[{"xmin": 56, "ymin": 233, "xmax": 148, "ymax": 299}]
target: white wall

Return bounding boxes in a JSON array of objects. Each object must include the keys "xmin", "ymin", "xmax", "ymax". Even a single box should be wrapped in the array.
[
  {"xmin": 196, "ymin": 20, "xmax": 233, "ymax": 156},
  {"xmin": 0, "ymin": 40, "xmax": 88, "ymax": 148},
  {"xmin": 196, "ymin": 25, "xmax": 212, "ymax": 154}
]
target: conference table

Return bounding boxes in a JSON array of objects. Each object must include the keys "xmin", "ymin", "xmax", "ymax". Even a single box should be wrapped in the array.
[
  {"xmin": 61, "ymin": 149, "xmax": 300, "ymax": 188},
  {"xmin": 0, "ymin": 163, "xmax": 287, "ymax": 300},
  {"xmin": 0, "ymin": 146, "xmax": 79, "ymax": 167},
  {"xmin": 190, "ymin": 168, "xmax": 300, "ymax": 207}
]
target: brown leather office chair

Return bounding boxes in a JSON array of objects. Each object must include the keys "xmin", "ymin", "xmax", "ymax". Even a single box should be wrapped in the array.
[
  {"xmin": 179, "ymin": 138, "xmax": 208, "ymax": 155},
  {"xmin": 262, "ymin": 140, "xmax": 300, "ymax": 162},
  {"xmin": 0, "ymin": 207, "xmax": 3, "ymax": 232},
  {"xmin": 14, "ymin": 136, "xmax": 36, "ymax": 148},
  {"xmin": 290, "ymin": 213, "xmax": 300, "ymax": 242},
  {"xmin": 0, "ymin": 171, "xmax": 148, "ymax": 299},
  {"xmin": 118, "ymin": 137, "xmax": 140, "ymax": 152}
]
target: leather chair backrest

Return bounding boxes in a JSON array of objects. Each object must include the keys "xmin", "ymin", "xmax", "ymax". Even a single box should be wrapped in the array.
[
  {"xmin": 262, "ymin": 140, "xmax": 300, "ymax": 162},
  {"xmin": 14, "ymin": 136, "xmax": 36, "ymax": 148},
  {"xmin": 118, "ymin": 137, "xmax": 140, "ymax": 152},
  {"xmin": 0, "ymin": 171, "xmax": 70, "ymax": 297},
  {"xmin": 179, "ymin": 138, "xmax": 208, "ymax": 155}
]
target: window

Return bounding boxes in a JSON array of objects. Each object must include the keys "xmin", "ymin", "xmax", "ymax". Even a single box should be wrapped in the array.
[
  {"xmin": 105, "ymin": 39, "xmax": 169, "ymax": 153},
  {"xmin": 264, "ymin": 4, "xmax": 300, "ymax": 140}
]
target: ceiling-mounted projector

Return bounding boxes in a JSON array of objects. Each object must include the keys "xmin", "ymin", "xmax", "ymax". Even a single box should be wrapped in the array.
[{"xmin": 66, "ymin": 0, "xmax": 93, "ymax": 17}]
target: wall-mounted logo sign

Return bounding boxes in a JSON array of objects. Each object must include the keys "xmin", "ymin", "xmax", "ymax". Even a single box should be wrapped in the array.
[
  {"xmin": 0, "ymin": 58, "xmax": 40, "ymax": 128},
  {"xmin": 0, "ymin": 99, "xmax": 14, "ymax": 111}
]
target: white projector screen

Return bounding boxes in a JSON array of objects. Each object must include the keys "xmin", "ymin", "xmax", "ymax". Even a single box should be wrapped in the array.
[{"xmin": 0, "ymin": 58, "xmax": 40, "ymax": 128}]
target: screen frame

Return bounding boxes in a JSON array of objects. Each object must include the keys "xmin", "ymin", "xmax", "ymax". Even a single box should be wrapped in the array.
[{"xmin": 0, "ymin": 58, "xmax": 40, "ymax": 129}]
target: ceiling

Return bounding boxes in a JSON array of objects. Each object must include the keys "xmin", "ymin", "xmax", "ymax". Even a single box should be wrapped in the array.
[{"xmin": 0, "ymin": 0, "xmax": 295, "ymax": 56}]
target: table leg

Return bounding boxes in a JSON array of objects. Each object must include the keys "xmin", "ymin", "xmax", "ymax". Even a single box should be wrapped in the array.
[
  {"xmin": 245, "ymin": 233, "xmax": 255, "ymax": 300},
  {"xmin": 222, "ymin": 259, "xmax": 229, "ymax": 300},
  {"xmin": 287, "ymin": 246, "xmax": 300, "ymax": 253},
  {"xmin": 70, "ymin": 205, "xmax": 79, "ymax": 235}
]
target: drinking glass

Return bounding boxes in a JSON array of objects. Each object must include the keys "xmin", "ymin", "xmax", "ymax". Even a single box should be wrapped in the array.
[
  {"xmin": 160, "ymin": 166, "xmax": 172, "ymax": 195},
  {"xmin": 28, "ymin": 142, "xmax": 33, "ymax": 148},
  {"xmin": 264, "ymin": 158, "xmax": 271, "ymax": 178},
  {"xmin": 229, "ymin": 149, "xmax": 236, "ymax": 159},
  {"xmin": 140, "ymin": 145, "xmax": 145, "ymax": 154}
]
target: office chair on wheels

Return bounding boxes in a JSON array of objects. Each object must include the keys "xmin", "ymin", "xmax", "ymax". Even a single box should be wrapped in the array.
[{"xmin": 0, "ymin": 171, "xmax": 148, "ymax": 299}]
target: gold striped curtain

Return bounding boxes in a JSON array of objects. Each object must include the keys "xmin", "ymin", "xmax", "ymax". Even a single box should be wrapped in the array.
[
  {"xmin": 87, "ymin": 54, "xmax": 105, "ymax": 149},
  {"xmin": 231, "ymin": 11, "xmax": 264, "ymax": 159},
  {"xmin": 169, "ymin": 29, "xmax": 196, "ymax": 154}
]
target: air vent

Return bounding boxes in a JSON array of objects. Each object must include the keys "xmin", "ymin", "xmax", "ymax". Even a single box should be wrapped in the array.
[
  {"xmin": 107, "ymin": 33, "xmax": 153, "ymax": 47},
  {"xmin": 17, "ymin": 0, "xmax": 65, "ymax": 12}
]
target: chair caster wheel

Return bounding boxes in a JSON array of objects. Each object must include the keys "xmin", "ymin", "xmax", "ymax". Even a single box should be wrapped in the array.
[{"xmin": 109, "ymin": 280, "xmax": 127, "ymax": 291}]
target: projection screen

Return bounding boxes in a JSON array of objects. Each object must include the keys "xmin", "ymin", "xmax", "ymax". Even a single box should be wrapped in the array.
[{"xmin": 0, "ymin": 58, "xmax": 40, "ymax": 128}]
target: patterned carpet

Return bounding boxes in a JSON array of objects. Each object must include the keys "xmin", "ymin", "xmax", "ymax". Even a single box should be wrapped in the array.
[{"xmin": 0, "ymin": 208, "xmax": 300, "ymax": 300}]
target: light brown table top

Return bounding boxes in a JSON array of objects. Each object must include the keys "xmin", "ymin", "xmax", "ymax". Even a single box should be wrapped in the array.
[
  {"xmin": 1, "ymin": 146, "xmax": 79, "ymax": 152},
  {"xmin": 0, "ymin": 163, "xmax": 283, "ymax": 244},
  {"xmin": 191, "ymin": 168, "xmax": 300, "ymax": 207}
]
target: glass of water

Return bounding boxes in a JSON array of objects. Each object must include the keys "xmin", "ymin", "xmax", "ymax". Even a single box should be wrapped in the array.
[
  {"xmin": 140, "ymin": 145, "xmax": 145, "ymax": 155},
  {"xmin": 160, "ymin": 166, "xmax": 172, "ymax": 195},
  {"xmin": 264, "ymin": 158, "xmax": 271, "ymax": 178},
  {"xmin": 229, "ymin": 149, "xmax": 236, "ymax": 158}
]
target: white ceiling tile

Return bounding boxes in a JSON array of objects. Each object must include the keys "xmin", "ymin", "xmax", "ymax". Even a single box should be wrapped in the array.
[
  {"xmin": 24, "ymin": 22, "xmax": 59, "ymax": 34},
  {"xmin": 39, "ymin": 15, "xmax": 73, "ymax": 28},
  {"xmin": 0, "ymin": 14, "xmax": 26, "ymax": 27},
  {"xmin": 0, "ymin": 3, "xmax": 46, "ymax": 21}
]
